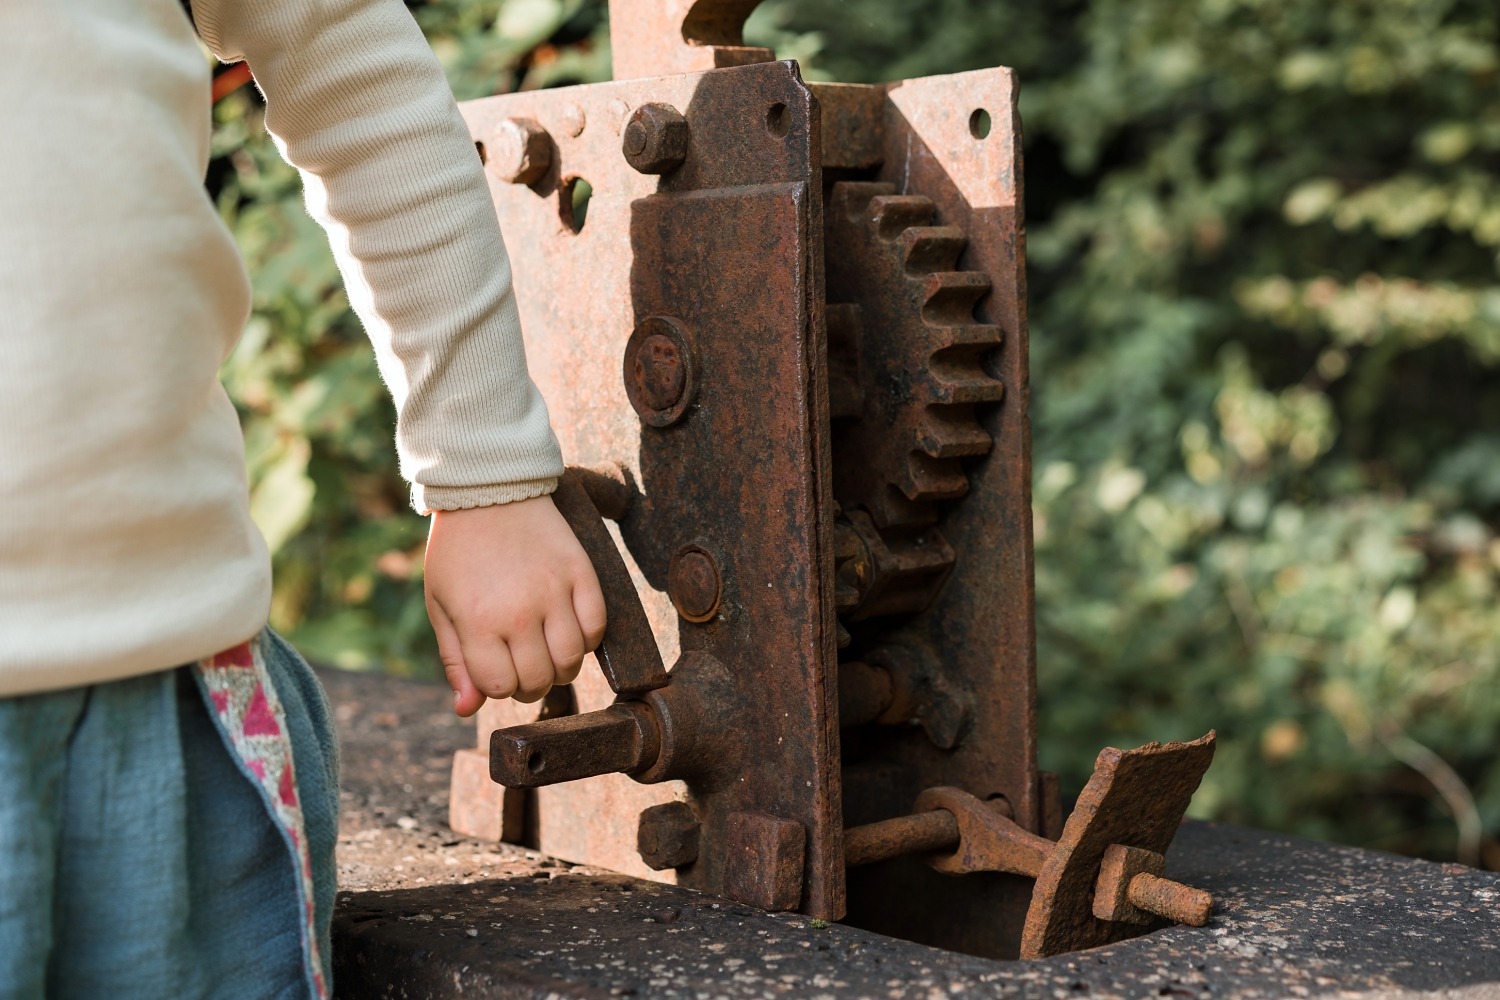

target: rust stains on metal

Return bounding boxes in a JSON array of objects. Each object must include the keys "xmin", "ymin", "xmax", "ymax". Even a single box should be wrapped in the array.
[
  {"xmin": 914, "ymin": 786, "xmax": 1052, "ymax": 879},
  {"xmin": 446, "ymin": 0, "xmax": 1223, "ymax": 956},
  {"xmin": 1127, "ymin": 872, "xmax": 1213, "ymax": 927},
  {"xmin": 1092, "ymin": 843, "xmax": 1167, "ymax": 925},
  {"xmin": 835, "ymin": 660, "xmax": 893, "ymax": 730},
  {"xmin": 806, "ymin": 83, "xmax": 885, "ymax": 170},
  {"xmin": 623, "ymin": 316, "xmax": 697, "ymax": 428},
  {"xmin": 570, "ymin": 463, "xmax": 635, "ymax": 522},
  {"xmin": 1090, "ymin": 843, "xmax": 1213, "ymax": 928},
  {"xmin": 835, "ymin": 68, "xmax": 1041, "ymax": 957}
]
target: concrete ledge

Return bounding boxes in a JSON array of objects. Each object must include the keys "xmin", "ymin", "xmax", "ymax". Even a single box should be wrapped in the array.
[{"xmin": 325, "ymin": 669, "xmax": 1500, "ymax": 999}]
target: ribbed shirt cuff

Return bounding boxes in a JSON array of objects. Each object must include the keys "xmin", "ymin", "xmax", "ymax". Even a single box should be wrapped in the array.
[{"xmin": 413, "ymin": 476, "xmax": 558, "ymax": 514}]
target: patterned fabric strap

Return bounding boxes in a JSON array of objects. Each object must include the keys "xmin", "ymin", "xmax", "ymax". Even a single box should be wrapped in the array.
[{"xmin": 195, "ymin": 637, "xmax": 328, "ymax": 1000}]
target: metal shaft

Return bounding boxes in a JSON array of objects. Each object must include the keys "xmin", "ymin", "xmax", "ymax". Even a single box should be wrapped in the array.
[
  {"xmin": 490, "ymin": 702, "xmax": 660, "ymax": 789},
  {"xmin": 844, "ymin": 809, "xmax": 959, "ymax": 867},
  {"xmin": 1127, "ymin": 872, "xmax": 1213, "ymax": 926}
]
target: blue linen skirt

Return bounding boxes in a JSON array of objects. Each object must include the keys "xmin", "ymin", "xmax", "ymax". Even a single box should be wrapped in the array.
[{"xmin": 0, "ymin": 629, "xmax": 338, "ymax": 999}]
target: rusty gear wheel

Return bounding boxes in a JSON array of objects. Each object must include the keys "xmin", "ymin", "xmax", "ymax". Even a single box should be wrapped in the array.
[{"xmin": 825, "ymin": 181, "xmax": 1006, "ymax": 530}]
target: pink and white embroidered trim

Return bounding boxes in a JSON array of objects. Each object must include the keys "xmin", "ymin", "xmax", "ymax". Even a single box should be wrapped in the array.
[{"xmin": 195, "ymin": 637, "xmax": 328, "ymax": 1000}]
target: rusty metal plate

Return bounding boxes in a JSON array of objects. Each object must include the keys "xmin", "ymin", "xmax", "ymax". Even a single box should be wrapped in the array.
[
  {"xmin": 607, "ymin": 0, "xmax": 773, "ymax": 83},
  {"xmin": 836, "ymin": 68, "xmax": 1039, "ymax": 958},
  {"xmin": 1021, "ymin": 732, "xmax": 1217, "ymax": 958},
  {"xmin": 458, "ymin": 60, "xmax": 845, "ymax": 918}
]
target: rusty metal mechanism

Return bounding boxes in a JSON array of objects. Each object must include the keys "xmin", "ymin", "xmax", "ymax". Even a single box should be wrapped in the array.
[{"xmin": 446, "ymin": 0, "xmax": 1219, "ymax": 959}]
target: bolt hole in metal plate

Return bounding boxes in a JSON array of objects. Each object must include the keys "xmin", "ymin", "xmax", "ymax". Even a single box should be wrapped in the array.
[
  {"xmin": 969, "ymin": 108, "xmax": 992, "ymax": 140},
  {"xmin": 561, "ymin": 176, "xmax": 594, "ymax": 233},
  {"xmin": 766, "ymin": 101, "xmax": 791, "ymax": 138}
]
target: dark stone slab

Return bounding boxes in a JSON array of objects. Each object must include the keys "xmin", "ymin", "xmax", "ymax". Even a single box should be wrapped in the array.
[{"xmin": 324, "ymin": 668, "xmax": 1500, "ymax": 999}]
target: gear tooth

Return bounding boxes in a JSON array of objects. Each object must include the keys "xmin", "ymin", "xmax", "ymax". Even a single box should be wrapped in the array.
[
  {"xmin": 920, "ymin": 323, "xmax": 1004, "ymax": 352},
  {"xmin": 901, "ymin": 226, "xmax": 968, "ymax": 274},
  {"xmin": 920, "ymin": 272, "xmax": 991, "ymax": 323},
  {"xmin": 831, "ymin": 181, "xmax": 896, "ymax": 222},
  {"xmin": 869, "ymin": 195, "xmax": 936, "ymax": 239},
  {"xmin": 923, "ymin": 358, "xmax": 1005, "ymax": 404},
  {"xmin": 901, "ymin": 452, "xmax": 971, "ymax": 502},
  {"xmin": 916, "ymin": 409, "xmax": 995, "ymax": 459}
]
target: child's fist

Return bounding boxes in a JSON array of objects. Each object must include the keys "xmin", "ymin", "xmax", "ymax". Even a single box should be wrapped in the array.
[{"xmin": 424, "ymin": 495, "xmax": 608, "ymax": 717}]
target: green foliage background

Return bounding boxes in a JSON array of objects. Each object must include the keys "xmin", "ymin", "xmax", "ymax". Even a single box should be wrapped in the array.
[{"xmin": 210, "ymin": 0, "xmax": 1500, "ymax": 864}]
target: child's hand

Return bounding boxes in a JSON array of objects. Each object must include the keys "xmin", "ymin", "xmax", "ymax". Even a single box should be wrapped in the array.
[{"xmin": 424, "ymin": 495, "xmax": 607, "ymax": 717}]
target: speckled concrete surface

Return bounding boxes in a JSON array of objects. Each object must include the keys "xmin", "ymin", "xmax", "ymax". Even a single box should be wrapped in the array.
[{"xmin": 325, "ymin": 668, "xmax": 1500, "ymax": 999}]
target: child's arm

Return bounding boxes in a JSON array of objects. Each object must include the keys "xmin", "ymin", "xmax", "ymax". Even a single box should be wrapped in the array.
[{"xmin": 195, "ymin": 0, "xmax": 605, "ymax": 714}]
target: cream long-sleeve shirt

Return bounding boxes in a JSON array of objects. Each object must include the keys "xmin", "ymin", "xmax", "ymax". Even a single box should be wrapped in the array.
[{"xmin": 0, "ymin": 0, "xmax": 564, "ymax": 696}]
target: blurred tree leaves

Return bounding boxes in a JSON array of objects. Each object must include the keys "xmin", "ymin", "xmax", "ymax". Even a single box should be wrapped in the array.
[{"xmin": 211, "ymin": 0, "xmax": 1500, "ymax": 862}]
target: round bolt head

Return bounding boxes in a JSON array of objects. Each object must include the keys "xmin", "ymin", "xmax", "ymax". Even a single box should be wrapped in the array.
[
  {"xmin": 633, "ymin": 333, "xmax": 686, "ymax": 412},
  {"xmin": 490, "ymin": 117, "xmax": 551, "ymax": 185},
  {"xmin": 623, "ymin": 316, "xmax": 696, "ymax": 427},
  {"xmin": 622, "ymin": 103, "xmax": 689, "ymax": 175},
  {"xmin": 560, "ymin": 103, "xmax": 587, "ymax": 138},
  {"xmin": 669, "ymin": 547, "xmax": 722, "ymax": 623}
]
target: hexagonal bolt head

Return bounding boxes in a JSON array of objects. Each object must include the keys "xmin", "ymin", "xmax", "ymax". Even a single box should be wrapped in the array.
[
  {"xmin": 622, "ymin": 103, "xmax": 689, "ymax": 175},
  {"xmin": 637, "ymin": 801, "xmax": 700, "ymax": 871},
  {"xmin": 489, "ymin": 117, "xmax": 552, "ymax": 185}
]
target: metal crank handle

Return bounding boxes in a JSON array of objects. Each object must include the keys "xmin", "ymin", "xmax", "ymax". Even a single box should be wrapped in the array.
[{"xmin": 551, "ymin": 467, "xmax": 667, "ymax": 696}]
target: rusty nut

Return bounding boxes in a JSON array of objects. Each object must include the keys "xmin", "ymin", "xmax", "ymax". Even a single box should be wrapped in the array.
[
  {"xmin": 637, "ymin": 801, "xmax": 700, "ymax": 871},
  {"xmin": 622, "ymin": 103, "xmax": 689, "ymax": 175},
  {"xmin": 489, "ymin": 117, "xmax": 551, "ymax": 185}
]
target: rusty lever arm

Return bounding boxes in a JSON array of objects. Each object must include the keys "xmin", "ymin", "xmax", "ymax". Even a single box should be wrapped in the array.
[
  {"xmin": 845, "ymin": 788, "xmax": 1212, "ymax": 929},
  {"xmin": 552, "ymin": 468, "xmax": 667, "ymax": 697}
]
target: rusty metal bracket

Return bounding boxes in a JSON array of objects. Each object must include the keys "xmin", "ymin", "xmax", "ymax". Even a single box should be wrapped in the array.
[{"xmin": 1021, "ymin": 731, "xmax": 1218, "ymax": 958}]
